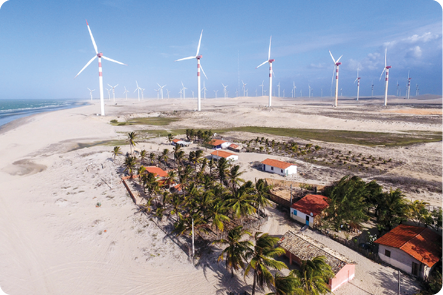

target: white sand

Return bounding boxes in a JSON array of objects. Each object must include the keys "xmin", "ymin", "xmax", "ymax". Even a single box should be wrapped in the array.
[{"xmin": 0, "ymin": 96, "xmax": 440, "ymax": 294}]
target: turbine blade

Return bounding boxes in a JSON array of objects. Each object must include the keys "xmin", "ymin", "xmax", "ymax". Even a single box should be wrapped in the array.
[
  {"xmin": 86, "ymin": 20, "xmax": 98, "ymax": 54},
  {"xmin": 379, "ymin": 68, "xmax": 386, "ymax": 81},
  {"xmin": 102, "ymin": 56, "xmax": 127, "ymax": 65},
  {"xmin": 329, "ymin": 50, "xmax": 336, "ymax": 64},
  {"xmin": 336, "ymin": 55, "xmax": 343, "ymax": 63},
  {"xmin": 107, "ymin": 84, "xmax": 112, "ymax": 87},
  {"xmin": 136, "ymin": 81, "xmax": 139, "ymax": 87},
  {"xmin": 268, "ymin": 36, "xmax": 272, "ymax": 60},
  {"xmin": 256, "ymin": 60, "xmax": 268, "ymax": 69},
  {"xmin": 157, "ymin": 83, "xmax": 161, "ymax": 88},
  {"xmin": 354, "ymin": 77, "xmax": 358, "ymax": 83},
  {"xmin": 384, "ymin": 48, "xmax": 387, "ymax": 67},
  {"xmin": 175, "ymin": 56, "xmax": 196, "ymax": 62},
  {"xmin": 196, "ymin": 30, "xmax": 203, "ymax": 56},
  {"xmin": 75, "ymin": 55, "xmax": 97, "ymax": 78},
  {"xmin": 200, "ymin": 64, "xmax": 208, "ymax": 79}
]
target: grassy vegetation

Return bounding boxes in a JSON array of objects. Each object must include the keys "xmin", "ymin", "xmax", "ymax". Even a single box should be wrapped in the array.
[
  {"xmin": 110, "ymin": 117, "xmax": 180, "ymax": 126},
  {"xmin": 69, "ymin": 140, "xmax": 128, "ymax": 151},
  {"xmin": 209, "ymin": 126, "xmax": 442, "ymax": 147},
  {"xmin": 137, "ymin": 129, "xmax": 187, "ymax": 138}
]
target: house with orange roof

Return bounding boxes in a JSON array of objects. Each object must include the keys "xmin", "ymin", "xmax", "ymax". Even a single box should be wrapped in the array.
[
  {"xmin": 208, "ymin": 139, "xmax": 231, "ymax": 150},
  {"xmin": 261, "ymin": 158, "xmax": 297, "ymax": 176},
  {"xmin": 228, "ymin": 143, "xmax": 241, "ymax": 153},
  {"xmin": 374, "ymin": 224, "xmax": 441, "ymax": 279},
  {"xmin": 171, "ymin": 138, "xmax": 191, "ymax": 147},
  {"xmin": 290, "ymin": 194, "xmax": 329, "ymax": 227},
  {"xmin": 145, "ymin": 166, "xmax": 168, "ymax": 178},
  {"xmin": 210, "ymin": 150, "xmax": 238, "ymax": 162}
]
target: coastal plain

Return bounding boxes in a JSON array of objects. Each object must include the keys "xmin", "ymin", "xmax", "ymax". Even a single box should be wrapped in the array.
[{"xmin": 0, "ymin": 95, "xmax": 441, "ymax": 294}]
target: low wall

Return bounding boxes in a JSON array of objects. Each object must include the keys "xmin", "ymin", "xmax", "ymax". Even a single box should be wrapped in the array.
[{"xmin": 121, "ymin": 177, "xmax": 137, "ymax": 204}]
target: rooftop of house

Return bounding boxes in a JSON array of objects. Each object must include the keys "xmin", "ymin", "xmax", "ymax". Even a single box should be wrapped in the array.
[
  {"xmin": 229, "ymin": 143, "xmax": 239, "ymax": 149},
  {"xmin": 291, "ymin": 194, "xmax": 329, "ymax": 217},
  {"xmin": 208, "ymin": 139, "xmax": 227, "ymax": 146},
  {"xmin": 172, "ymin": 139, "xmax": 181, "ymax": 143},
  {"xmin": 279, "ymin": 231, "xmax": 355, "ymax": 274},
  {"xmin": 374, "ymin": 224, "xmax": 442, "ymax": 268},
  {"xmin": 261, "ymin": 158, "xmax": 296, "ymax": 170},
  {"xmin": 145, "ymin": 166, "xmax": 168, "ymax": 178},
  {"xmin": 210, "ymin": 150, "xmax": 237, "ymax": 159}
]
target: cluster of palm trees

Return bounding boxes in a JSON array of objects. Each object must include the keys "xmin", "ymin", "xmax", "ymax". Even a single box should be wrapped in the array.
[
  {"xmin": 214, "ymin": 226, "xmax": 334, "ymax": 295},
  {"xmin": 323, "ymin": 175, "xmax": 442, "ymax": 234}
]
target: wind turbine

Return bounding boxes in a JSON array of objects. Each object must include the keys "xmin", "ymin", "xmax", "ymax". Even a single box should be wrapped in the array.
[
  {"xmin": 222, "ymin": 83, "xmax": 228, "ymax": 98},
  {"xmin": 108, "ymin": 84, "xmax": 118, "ymax": 102},
  {"xmin": 155, "ymin": 88, "xmax": 160, "ymax": 99},
  {"xmin": 181, "ymin": 82, "xmax": 187, "ymax": 99},
  {"xmin": 123, "ymin": 86, "xmax": 129, "ymax": 100},
  {"xmin": 166, "ymin": 89, "xmax": 170, "ymax": 99},
  {"xmin": 105, "ymin": 88, "xmax": 111, "ymax": 100},
  {"xmin": 87, "ymin": 88, "xmax": 95, "ymax": 100},
  {"xmin": 134, "ymin": 81, "xmax": 141, "ymax": 101},
  {"xmin": 202, "ymin": 81, "xmax": 207, "ymax": 99},
  {"xmin": 191, "ymin": 90, "xmax": 194, "ymax": 98},
  {"xmin": 277, "ymin": 82, "xmax": 281, "ymax": 97},
  {"xmin": 407, "ymin": 71, "xmax": 411, "ymax": 99},
  {"xmin": 141, "ymin": 88, "xmax": 145, "ymax": 100},
  {"xmin": 308, "ymin": 85, "xmax": 311, "ymax": 98},
  {"xmin": 242, "ymin": 81, "xmax": 247, "ymax": 97},
  {"xmin": 75, "ymin": 20, "xmax": 126, "ymax": 116},
  {"xmin": 175, "ymin": 30, "xmax": 208, "ymax": 111},
  {"xmin": 256, "ymin": 36, "xmax": 275, "ymax": 107},
  {"xmin": 282, "ymin": 89, "xmax": 285, "ymax": 97},
  {"xmin": 292, "ymin": 82, "xmax": 296, "ymax": 98},
  {"xmin": 259, "ymin": 81, "xmax": 264, "ymax": 96},
  {"xmin": 371, "ymin": 81, "xmax": 374, "ymax": 97},
  {"xmin": 379, "ymin": 48, "xmax": 391, "ymax": 106},
  {"xmin": 396, "ymin": 80, "xmax": 400, "ymax": 96},
  {"xmin": 416, "ymin": 84, "xmax": 419, "ymax": 96},
  {"xmin": 329, "ymin": 50, "xmax": 343, "ymax": 107},
  {"xmin": 214, "ymin": 90, "xmax": 218, "ymax": 98},
  {"xmin": 354, "ymin": 68, "xmax": 360, "ymax": 101},
  {"xmin": 157, "ymin": 83, "xmax": 166, "ymax": 99}
]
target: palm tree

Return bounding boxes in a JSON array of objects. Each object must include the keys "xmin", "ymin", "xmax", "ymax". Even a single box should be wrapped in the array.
[
  {"xmin": 139, "ymin": 150, "xmax": 147, "ymax": 165},
  {"xmin": 267, "ymin": 272, "xmax": 301, "ymax": 295},
  {"xmin": 377, "ymin": 189, "xmax": 409, "ymax": 231},
  {"xmin": 213, "ymin": 226, "xmax": 253, "ymax": 277},
  {"xmin": 127, "ymin": 132, "xmax": 137, "ymax": 155},
  {"xmin": 149, "ymin": 152, "xmax": 155, "ymax": 165},
  {"xmin": 245, "ymin": 232, "xmax": 288, "ymax": 295},
  {"xmin": 254, "ymin": 179, "xmax": 272, "ymax": 216},
  {"xmin": 162, "ymin": 149, "xmax": 170, "ymax": 166},
  {"xmin": 217, "ymin": 157, "xmax": 230, "ymax": 184},
  {"xmin": 123, "ymin": 155, "xmax": 137, "ymax": 177},
  {"xmin": 228, "ymin": 165, "xmax": 245, "ymax": 193},
  {"xmin": 409, "ymin": 200, "xmax": 430, "ymax": 226},
  {"xmin": 112, "ymin": 146, "xmax": 122, "ymax": 161},
  {"xmin": 227, "ymin": 182, "xmax": 256, "ymax": 219},
  {"xmin": 290, "ymin": 256, "xmax": 334, "ymax": 295},
  {"xmin": 167, "ymin": 133, "xmax": 173, "ymax": 143}
]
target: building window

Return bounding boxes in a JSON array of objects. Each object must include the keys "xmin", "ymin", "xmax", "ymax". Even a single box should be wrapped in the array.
[
  {"xmin": 385, "ymin": 250, "xmax": 391, "ymax": 257},
  {"xmin": 271, "ymin": 166, "xmax": 274, "ymax": 170},
  {"xmin": 281, "ymin": 169, "xmax": 283, "ymax": 173},
  {"xmin": 293, "ymin": 210, "xmax": 297, "ymax": 216},
  {"xmin": 412, "ymin": 262, "xmax": 419, "ymax": 276}
]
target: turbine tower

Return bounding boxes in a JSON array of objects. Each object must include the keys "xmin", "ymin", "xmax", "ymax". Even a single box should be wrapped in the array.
[
  {"xmin": 155, "ymin": 88, "xmax": 160, "ymax": 99},
  {"xmin": 75, "ymin": 20, "xmax": 126, "ymax": 116},
  {"xmin": 277, "ymin": 82, "xmax": 281, "ymax": 97},
  {"xmin": 329, "ymin": 50, "xmax": 343, "ymax": 107},
  {"xmin": 166, "ymin": 89, "xmax": 170, "ymax": 99},
  {"xmin": 259, "ymin": 81, "xmax": 264, "ymax": 96},
  {"xmin": 407, "ymin": 71, "xmax": 411, "ymax": 99},
  {"xmin": 157, "ymin": 83, "xmax": 166, "ymax": 99},
  {"xmin": 222, "ymin": 83, "xmax": 228, "ymax": 98},
  {"xmin": 181, "ymin": 82, "xmax": 187, "ymax": 99},
  {"xmin": 123, "ymin": 87, "xmax": 129, "ymax": 100},
  {"xmin": 256, "ymin": 36, "xmax": 275, "ymax": 107},
  {"xmin": 379, "ymin": 48, "xmax": 391, "ymax": 106},
  {"xmin": 396, "ymin": 81, "xmax": 400, "ymax": 96},
  {"xmin": 242, "ymin": 81, "xmax": 247, "ymax": 97},
  {"xmin": 105, "ymin": 88, "xmax": 111, "ymax": 100},
  {"xmin": 416, "ymin": 84, "xmax": 419, "ymax": 96},
  {"xmin": 134, "ymin": 81, "xmax": 141, "ymax": 101},
  {"xmin": 214, "ymin": 90, "xmax": 218, "ymax": 98},
  {"xmin": 175, "ymin": 30, "xmax": 208, "ymax": 111},
  {"xmin": 87, "ymin": 88, "xmax": 95, "ymax": 100},
  {"xmin": 371, "ymin": 81, "xmax": 374, "ymax": 97},
  {"xmin": 354, "ymin": 68, "xmax": 360, "ymax": 101},
  {"xmin": 108, "ymin": 84, "xmax": 118, "ymax": 102},
  {"xmin": 292, "ymin": 82, "xmax": 296, "ymax": 98},
  {"xmin": 308, "ymin": 85, "xmax": 311, "ymax": 98}
]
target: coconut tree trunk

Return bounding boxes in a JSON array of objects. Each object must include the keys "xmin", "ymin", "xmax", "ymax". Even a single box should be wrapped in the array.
[{"xmin": 252, "ymin": 271, "xmax": 257, "ymax": 295}]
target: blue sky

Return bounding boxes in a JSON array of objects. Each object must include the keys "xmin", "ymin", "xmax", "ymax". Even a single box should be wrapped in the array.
[{"xmin": 0, "ymin": 0, "xmax": 441, "ymax": 99}]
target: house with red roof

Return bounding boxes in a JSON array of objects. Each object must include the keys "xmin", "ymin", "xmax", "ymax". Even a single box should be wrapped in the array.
[
  {"xmin": 145, "ymin": 166, "xmax": 168, "ymax": 178},
  {"xmin": 261, "ymin": 158, "xmax": 297, "ymax": 176},
  {"xmin": 290, "ymin": 194, "xmax": 329, "ymax": 228},
  {"xmin": 171, "ymin": 138, "xmax": 191, "ymax": 147},
  {"xmin": 208, "ymin": 139, "xmax": 231, "ymax": 150},
  {"xmin": 228, "ymin": 143, "xmax": 241, "ymax": 153},
  {"xmin": 374, "ymin": 224, "xmax": 441, "ymax": 279},
  {"xmin": 210, "ymin": 150, "xmax": 238, "ymax": 162}
]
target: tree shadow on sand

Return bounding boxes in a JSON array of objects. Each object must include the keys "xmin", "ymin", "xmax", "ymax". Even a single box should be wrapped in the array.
[{"xmin": 367, "ymin": 269, "xmax": 420, "ymax": 295}]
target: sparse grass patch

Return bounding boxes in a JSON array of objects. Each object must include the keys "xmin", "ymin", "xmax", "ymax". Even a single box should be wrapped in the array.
[
  {"xmin": 111, "ymin": 117, "xmax": 180, "ymax": 126},
  {"xmin": 69, "ymin": 140, "xmax": 127, "ymax": 151}
]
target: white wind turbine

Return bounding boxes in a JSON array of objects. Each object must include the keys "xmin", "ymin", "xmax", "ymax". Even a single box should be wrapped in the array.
[
  {"xmin": 134, "ymin": 81, "xmax": 141, "ymax": 101},
  {"xmin": 75, "ymin": 20, "xmax": 126, "ymax": 116},
  {"xmin": 256, "ymin": 36, "xmax": 275, "ymax": 107},
  {"xmin": 292, "ymin": 82, "xmax": 296, "ymax": 98},
  {"xmin": 308, "ymin": 85, "xmax": 311, "ymax": 98},
  {"xmin": 155, "ymin": 88, "xmax": 160, "ymax": 99},
  {"xmin": 140, "ymin": 88, "xmax": 145, "ymax": 100},
  {"xmin": 166, "ymin": 89, "xmax": 170, "ymax": 99},
  {"xmin": 354, "ymin": 68, "xmax": 361, "ymax": 101},
  {"xmin": 108, "ymin": 84, "xmax": 118, "ymax": 102},
  {"xmin": 242, "ymin": 80, "xmax": 247, "ymax": 97},
  {"xmin": 214, "ymin": 90, "xmax": 218, "ymax": 98},
  {"xmin": 106, "ymin": 88, "xmax": 111, "ymax": 100},
  {"xmin": 277, "ymin": 82, "xmax": 281, "ymax": 97},
  {"xmin": 123, "ymin": 86, "xmax": 129, "ymax": 100},
  {"xmin": 175, "ymin": 30, "xmax": 208, "ymax": 111},
  {"xmin": 157, "ymin": 83, "xmax": 166, "ymax": 99},
  {"xmin": 181, "ymin": 82, "xmax": 187, "ymax": 99},
  {"xmin": 191, "ymin": 90, "xmax": 194, "ymax": 98},
  {"xmin": 259, "ymin": 81, "xmax": 264, "ymax": 96},
  {"xmin": 202, "ymin": 81, "xmax": 207, "ymax": 99},
  {"xmin": 407, "ymin": 71, "xmax": 411, "ymax": 99},
  {"xmin": 379, "ymin": 48, "xmax": 391, "ymax": 106},
  {"xmin": 329, "ymin": 50, "xmax": 343, "ymax": 107},
  {"xmin": 87, "ymin": 88, "xmax": 95, "ymax": 100},
  {"xmin": 222, "ymin": 83, "xmax": 228, "ymax": 98}
]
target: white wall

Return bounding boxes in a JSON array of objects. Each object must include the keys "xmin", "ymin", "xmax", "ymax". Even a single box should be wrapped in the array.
[
  {"xmin": 290, "ymin": 208, "xmax": 314, "ymax": 227},
  {"xmin": 221, "ymin": 142, "xmax": 231, "ymax": 149},
  {"xmin": 263, "ymin": 164, "xmax": 297, "ymax": 176},
  {"xmin": 378, "ymin": 244, "xmax": 427, "ymax": 278}
]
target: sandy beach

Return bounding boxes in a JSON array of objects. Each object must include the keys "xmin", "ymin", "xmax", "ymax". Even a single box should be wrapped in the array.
[{"xmin": 0, "ymin": 96, "xmax": 441, "ymax": 294}]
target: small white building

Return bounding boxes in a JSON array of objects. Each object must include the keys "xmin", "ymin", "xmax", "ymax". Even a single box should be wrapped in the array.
[
  {"xmin": 172, "ymin": 139, "xmax": 191, "ymax": 147},
  {"xmin": 290, "ymin": 194, "xmax": 329, "ymax": 228},
  {"xmin": 374, "ymin": 224, "xmax": 441, "ymax": 279},
  {"xmin": 210, "ymin": 150, "xmax": 238, "ymax": 162},
  {"xmin": 261, "ymin": 158, "xmax": 297, "ymax": 176},
  {"xmin": 208, "ymin": 139, "xmax": 231, "ymax": 150}
]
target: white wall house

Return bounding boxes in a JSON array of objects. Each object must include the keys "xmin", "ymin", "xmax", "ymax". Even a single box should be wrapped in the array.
[
  {"xmin": 208, "ymin": 139, "xmax": 231, "ymax": 150},
  {"xmin": 374, "ymin": 224, "xmax": 441, "ymax": 280},
  {"xmin": 261, "ymin": 158, "xmax": 297, "ymax": 176},
  {"xmin": 290, "ymin": 208, "xmax": 314, "ymax": 226},
  {"xmin": 289, "ymin": 194, "xmax": 329, "ymax": 228},
  {"xmin": 210, "ymin": 150, "xmax": 238, "ymax": 162}
]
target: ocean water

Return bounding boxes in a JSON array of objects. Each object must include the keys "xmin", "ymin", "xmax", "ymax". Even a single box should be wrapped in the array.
[{"xmin": 0, "ymin": 99, "xmax": 87, "ymax": 129}]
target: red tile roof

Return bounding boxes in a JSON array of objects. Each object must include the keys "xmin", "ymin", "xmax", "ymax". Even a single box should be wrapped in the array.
[
  {"xmin": 261, "ymin": 158, "xmax": 296, "ymax": 170},
  {"xmin": 145, "ymin": 166, "xmax": 168, "ymax": 178},
  {"xmin": 374, "ymin": 224, "xmax": 442, "ymax": 268},
  {"xmin": 172, "ymin": 139, "xmax": 181, "ymax": 143},
  {"xmin": 210, "ymin": 150, "xmax": 237, "ymax": 159},
  {"xmin": 291, "ymin": 194, "xmax": 329, "ymax": 217},
  {"xmin": 229, "ymin": 144, "xmax": 239, "ymax": 149},
  {"xmin": 208, "ymin": 139, "xmax": 226, "ymax": 146}
]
